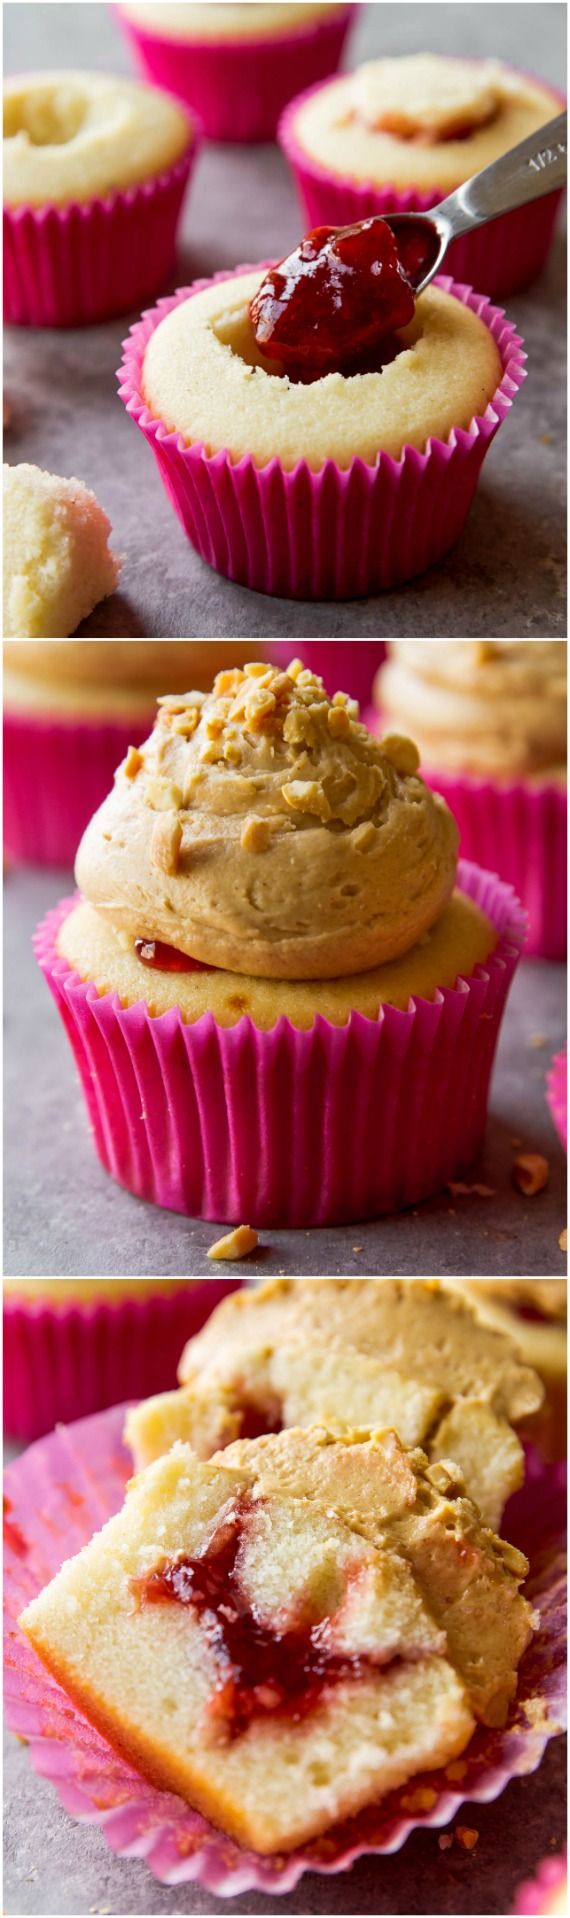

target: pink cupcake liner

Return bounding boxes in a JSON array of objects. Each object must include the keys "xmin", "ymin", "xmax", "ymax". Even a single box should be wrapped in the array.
[
  {"xmin": 116, "ymin": 5, "xmax": 355, "ymax": 144},
  {"xmin": 34, "ymin": 860, "xmax": 525, "ymax": 1228},
  {"xmin": 279, "ymin": 74, "xmax": 566, "ymax": 299},
  {"xmin": 3, "ymin": 707, "xmax": 156, "ymax": 867},
  {"xmin": 4, "ymin": 142, "xmax": 197, "ymax": 329},
  {"xmin": 547, "ymin": 1048, "xmax": 567, "ymax": 1151},
  {"xmin": 513, "ymin": 1851, "xmax": 567, "ymax": 1914},
  {"xmin": 4, "ymin": 1410, "xmax": 566, "ymax": 1896},
  {"xmin": 269, "ymin": 642, "xmax": 386, "ymax": 706},
  {"xmin": 419, "ymin": 767, "xmax": 566, "ymax": 963},
  {"xmin": 3, "ymin": 1281, "xmax": 242, "ymax": 1444},
  {"xmin": 117, "ymin": 269, "xmax": 526, "ymax": 601}
]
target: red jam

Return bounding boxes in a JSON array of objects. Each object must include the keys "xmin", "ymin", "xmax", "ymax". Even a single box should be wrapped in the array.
[
  {"xmin": 132, "ymin": 1498, "xmax": 367, "ymax": 1738},
  {"xmin": 134, "ymin": 938, "xmax": 212, "ymax": 973},
  {"xmin": 250, "ymin": 218, "xmax": 416, "ymax": 377}
]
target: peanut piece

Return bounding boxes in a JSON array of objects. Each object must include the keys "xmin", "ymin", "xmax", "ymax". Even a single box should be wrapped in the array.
[
  {"xmin": 150, "ymin": 813, "xmax": 182, "ymax": 876},
  {"xmin": 207, "ymin": 1225, "xmax": 259, "ymax": 1262},
  {"xmin": 512, "ymin": 1152, "xmax": 549, "ymax": 1196}
]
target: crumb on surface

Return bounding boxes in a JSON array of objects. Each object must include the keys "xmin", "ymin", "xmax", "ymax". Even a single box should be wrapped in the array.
[
  {"xmin": 455, "ymin": 1826, "xmax": 479, "ymax": 1851},
  {"xmin": 446, "ymin": 1181, "xmax": 495, "ymax": 1198},
  {"xmin": 207, "ymin": 1224, "xmax": 259, "ymax": 1262},
  {"xmin": 438, "ymin": 1834, "xmax": 453, "ymax": 1852},
  {"xmin": 528, "ymin": 1032, "xmax": 547, "ymax": 1049},
  {"xmin": 559, "ymin": 1228, "xmax": 567, "ymax": 1252},
  {"xmin": 512, "ymin": 1152, "xmax": 549, "ymax": 1196}
]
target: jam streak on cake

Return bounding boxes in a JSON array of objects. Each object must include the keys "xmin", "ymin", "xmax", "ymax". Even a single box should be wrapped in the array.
[
  {"xmin": 132, "ymin": 1498, "xmax": 374, "ymax": 1738},
  {"xmin": 249, "ymin": 218, "xmax": 416, "ymax": 378},
  {"xmin": 134, "ymin": 938, "xmax": 212, "ymax": 973}
]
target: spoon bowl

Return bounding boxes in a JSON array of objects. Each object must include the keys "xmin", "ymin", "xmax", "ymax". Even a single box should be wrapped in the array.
[{"xmin": 387, "ymin": 110, "xmax": 566, "ymax": 296}]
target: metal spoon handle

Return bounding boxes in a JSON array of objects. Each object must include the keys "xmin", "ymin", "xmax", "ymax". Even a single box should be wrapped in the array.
[{"xmin": 436, "ymin": 111, "xmax": 567, "ymax": 240}]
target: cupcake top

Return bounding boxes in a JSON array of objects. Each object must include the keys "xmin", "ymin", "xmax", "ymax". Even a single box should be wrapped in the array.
[
  {"xmin": 376, "ymin": 641, "xmax": 567, "ymax": 778},
  {"xmin": 120, "ymin": 4, "xmax": 345, "ymax": 41},
  {"xmin": 75, "ymin": 658, "xmax": 458, "ymax": 980},
  {"xmin": 288, "ymin": 54, "xmax": 560, "ymax": 194},
  {"xmin": 141, "ymin": 263, "xmax": 502, "ymax": 471},
  {"xmin": 3, "ymin": 70, "xmax": 191, "ymax": 208}
]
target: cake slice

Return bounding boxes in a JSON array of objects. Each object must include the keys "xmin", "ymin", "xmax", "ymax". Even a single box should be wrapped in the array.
[
  {"xmin": 20, "ymin": 1427, "xmax": 532, "ymax": 1854},
  {"xmin": 126, "ymin": 1279, "xmax": 543, "ymax": 1527}
]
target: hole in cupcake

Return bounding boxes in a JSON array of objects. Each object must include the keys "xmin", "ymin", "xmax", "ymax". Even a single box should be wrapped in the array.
[
  {"xmin": 4, "ymin": 84, "xmax": 88, "ymax": 146},
  {"xmin": 211, "ymin": 306, "xmax": 407, "ymax": 385}
]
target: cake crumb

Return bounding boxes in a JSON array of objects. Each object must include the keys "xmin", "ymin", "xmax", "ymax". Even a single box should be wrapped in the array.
[
  {"xmin": 438, "ymin": 1834, "xmax": 453, "ymax": 1852},
  {"xmin": 446, "ymin": 1181, "xmax": 495, "ymax": 1198},
  {"xmin": 455, "ymin": 1826, "xmax": 479, "ymax": 1851},
  {"xmin": 512, "ymin": 1152, "xmax": 549, "ymax": 1196},
  {"xmin": 207, "ymin": 1225, "xmax": 259, "ymax": 1261},
  {"xmin": 529, "ymin": 1032, "xmax": 547, "ymax": 1049},
  {"xmin": 559, "ymin": 1228, "xmax": 567, "ymax": 1252}
]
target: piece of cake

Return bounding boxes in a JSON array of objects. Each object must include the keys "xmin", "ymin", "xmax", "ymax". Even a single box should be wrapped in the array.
[
  {"xmin": 19, "ymin": 1426, "xmax": 532, "ymax": 1854},
  {"xmin": 441, "ymin": 1279, "xmax": 567, "ymax": 1460},
  {"xmin": 126, "ymin": 1279, "xmax": 543, "ymax": 1528},
  {"xmin": 3, "ymin": 463, "xmax": 120, "ymax": 637}
]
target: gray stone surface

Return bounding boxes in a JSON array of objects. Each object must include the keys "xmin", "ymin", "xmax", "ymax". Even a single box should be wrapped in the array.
[
  {"xmin": 4, "ymin": 2, "xmax": 566, "ymax": 637},
  {"xmin": 4, "ymin": 864, "xmax": 567, "ymax": 1277}
]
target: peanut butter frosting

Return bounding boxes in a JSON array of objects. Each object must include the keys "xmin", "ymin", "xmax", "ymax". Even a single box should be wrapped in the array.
[
  {"xmin": 74, "ymin": 659, "xmax": 458, "ymax": 980},
  {"xmin": 376, "ymin": 642, "xmax": 567, "ymax": 778},
  {"xmin": 290, "ymin": 56, "xmax": 559, "ymax": 195},
  {"xmin": 3, "ymin": 71, "xmax": 190, "ymax": 209}
]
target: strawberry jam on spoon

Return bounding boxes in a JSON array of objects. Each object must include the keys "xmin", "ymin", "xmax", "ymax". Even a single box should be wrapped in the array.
[{"xmin": 249, "ymin": 217, "xmax": 417, "ymax": 377}]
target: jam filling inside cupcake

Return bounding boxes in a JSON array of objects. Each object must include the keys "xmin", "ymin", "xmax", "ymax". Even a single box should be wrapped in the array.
[
  {"xmin": 132, "ymin": 1496, "xmax": 371, "ymax": 1738},
  {"xmin": 249, "ymin": 218, "xmax": 417, "ymax": 379},
  {"xmin": 134, "ymin": 938, "xmax": 212, "ymax": 973}
]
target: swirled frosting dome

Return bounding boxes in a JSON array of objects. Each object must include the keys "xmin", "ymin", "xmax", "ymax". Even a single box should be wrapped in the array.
[
  {"xmin": 75, "ymin": 659, "xmax": 458, "ymax": 980},
  {"xmin": 3, "ymin": 71, "xmax": 190, "ymax": 208},
  {"xmin": 376, "ymin": 642, "xmax": 567, "ymax": 778}
]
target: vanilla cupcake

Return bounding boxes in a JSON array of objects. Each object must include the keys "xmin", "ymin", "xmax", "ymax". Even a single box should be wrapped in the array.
[
  {"xmin": 3, "ymin": 1278, "xmax": 242, "ymax": 1442},
  {"xmin": 373, "ymin": 642, "xmax": 567, "ymax": 959},
  {"xmin": 4, "ymin": 640, "xmax": 265, "ymax": 865},
  {"xmin": 117, "ymin": 4, "xmax": 354, "ymax": 143},
  {"xmin": 280, "ymin": 53, "xmax": 563, "ymax": 296},
  {"xmin": 36, "ymin": 659, "xmax": 526, "ymax": 1226},
  {"xmin": 4, "ymin": 69, "xmax": 198, "ymax": 326}
]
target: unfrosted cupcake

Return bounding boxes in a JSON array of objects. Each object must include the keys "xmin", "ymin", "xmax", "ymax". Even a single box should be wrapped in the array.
[
  {"xmin": 4, "ymin": 68, "xmax": 197, "ymax": 326},
  {"xmin": 117, "ymin": 3, "xmax": 354, "ymax": 143},
  {"xmin": 4, "ymin": 640, "xmax": 265, "ymax": 865},
  {"xmin": 35, "ymin": 658, "xmax": 526, "ymax": 1227},
  {"xmin": 280, "ymin": 53, "xmax": 564, "ymax": 296},
  {"xmin": 3, "ymin": 1278, "xmax": 242, "ymax": 1442},
  {"xmin": 373, "ymin": 642, "xmax": 567, "ymax": 959},
  {"xmin": 119, "ymin": 220, "xmax": 525, "ymax": 600}
]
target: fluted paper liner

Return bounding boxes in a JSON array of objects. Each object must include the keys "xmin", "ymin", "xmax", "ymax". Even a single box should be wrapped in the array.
[
  {"xmin": 116, "ymin": 3, "xmax": 354, "ymax": 143},
  {"xmin": 547, "ymin": 1049, "xmax": 567, "ymax": 1151},
  {"xmin": 4, "ymin": 708, "xmax": 154, "ymax": 866},
  {"xmin": 414, "ymin": 766, "xmax": 566, "ymax": 963},
  {"xmin": 279, "ymin": 73, "xmax": 565, "ymax": 299},
  {"xmin": 4, "ymin": 1410, "xmax": 566, "ymax": 1897},
  {"xmin": 117, "ymin": 271, "xmax": 526, "ymax": 600},
  {"xmin": 35, "ymin": 861, "xmax": 525, "ymax": 1227},
  {"xmin": 3, "ymin": 1281, "xmax": 242, "ymax": 1444}
]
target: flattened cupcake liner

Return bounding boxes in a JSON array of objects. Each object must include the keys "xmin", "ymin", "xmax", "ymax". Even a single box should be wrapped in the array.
[
  {"xmin": 35, "ymin": 860, "xmax": 525, "ymax": 1228},
  {"xmin": 547, "ymin": 1048, "xmax": 567, "ymax": 1150},
  {"xmin": 270, "ymin": 642, "xmax": 386, "ymax": 705},
  {"xmin": 4, "ymin": 145, "xmax": 196, "ymax": 328},
  {"xmin": 3, "ymin": 1282, "xmax": 241, "ymax": 1443},
  {"xmin": 4, "ymin": 1408, "xmax": 566, "ymax": 1896},
  {"xmin": 418, "ymin": 767, "xmax": 566, "ymax": 962},
  {"xmin": 279, "ymin": 75, "xmax": 565, "ymax": 299},
  {"xmin": 118, "ymin": 271, "xmax": 526, "ymax": 601},
  {"xmin": 116, "ymin": 5, "xmax": 354, "ymax": 143},
  {"xmin": 3, "ymin": 707, "xmax": 155, "ymax": 867}
]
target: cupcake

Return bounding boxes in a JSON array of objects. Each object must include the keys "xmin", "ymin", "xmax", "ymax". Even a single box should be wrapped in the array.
[
  {"xmin": 280, "ymin": 53, "xmax": 564, "ymax": 297},
  {"xmin": 3, "ymin": 1278, "xmax": 242, "ymax": 1443},
  {"xmin": 35, "ymin": 658, "xmax": 526, "ymax": 1228},
  {"xmin": 441, "ymin": 1280, "xmax": 567, "ymax": 1462},
  {"xmin": 117, "ymin": 3, "xmax": 354, "ymax": 144},
  {"xmin": 3, "ymin": 68, "xmax": 198, "ymax": 327},
  {"xmin": 118, "ymin": 222, "xmax": 525, "ymax": 601},
  {"xmin": 4, "ymin": 640, "xmax": 266, "ymax": 866},
  {"xmin": 373, "ymin": 642, "xmax": 567, "ymax": 960}
]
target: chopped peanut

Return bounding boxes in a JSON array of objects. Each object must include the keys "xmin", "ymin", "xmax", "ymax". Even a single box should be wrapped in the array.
[
  {"xmin": 381, "ymin": 733, "xmax": 421, "ymax": 776},
  {"xmin": 282, "ymin": 779, "xmax": 332, "ymax": 822},
  {"xmin": 328, "ymin": 705, "xmax": 351, "ymax": 738},
  {"xmin": 512, "ymin": 1152, "xmax": 549, "ymax": 1196},
  {"xmin": 144, "ymin": 776, "xmax": 182, "ymax": 812},
  {"xmin": 455, "ymin": 1827, "xmax": 479, "ymax": 1852},
  {"xmin": 352, "ymin": 821, "xmax": 376, "ymax": 852},
  {"xmin": 240, "ymin": 816, "xmax": 271, "ymax": 854},
  {"xmin": 124, "ymin": 745, "xmax": 143, "ymax": 780},
  {"xmin": 207, "ymin": 1225, "xmax": 259, "ymax": 1262},
  {"xmin": 150, "ymin": 813, "xmax": 182, "ymax": 876},
  {"xmin": 559, "ymin": 1228, "xmax": 568, "ymax": 1253}
]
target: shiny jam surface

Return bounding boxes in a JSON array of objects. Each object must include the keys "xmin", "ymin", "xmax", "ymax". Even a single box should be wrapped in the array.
[
  {"xmin": 133, "ymin": 1498, "xmax": 365, "ymax": 1738},
  {"xmin": 134, "ymin": 938, "xmax": 212, "ymax": 973},
  {"xmin": 249, "ymin": 218, "xmax": 417, "ymax": 378}
]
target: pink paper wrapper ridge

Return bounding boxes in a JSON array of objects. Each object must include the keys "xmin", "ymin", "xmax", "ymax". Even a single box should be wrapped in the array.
[
  {"xmin": 4, "ymin": 144, "xmax": 197, "ymax": 328},
  {"xmin": 547, "ymin": 1048, "xmax": 567, "ymax": 1151},
  {"xmin": 3, "ymin": 1281, "xmax": 242, "ymax": 1443},
  {"xmin": 279, "ymin": 73, "xmax": 566, "ymax": 298},
  {"xmin": 116, "ymin": 4, "xmax": 355, "ymax": 142},
  {"xmin": 34, "ymin": 861, "xmax": 525, "ymax": 1227},
  {"xmin": 4, "ymin": 1408, "xmax": 566, "ymax": 1896},
  {"xmin": 117, "ymin": 269, "xmax": 525, "ymax": 600},
  {"xmin": 4, "ymin": 708, "xmax": 154, "ymax": 866}
]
